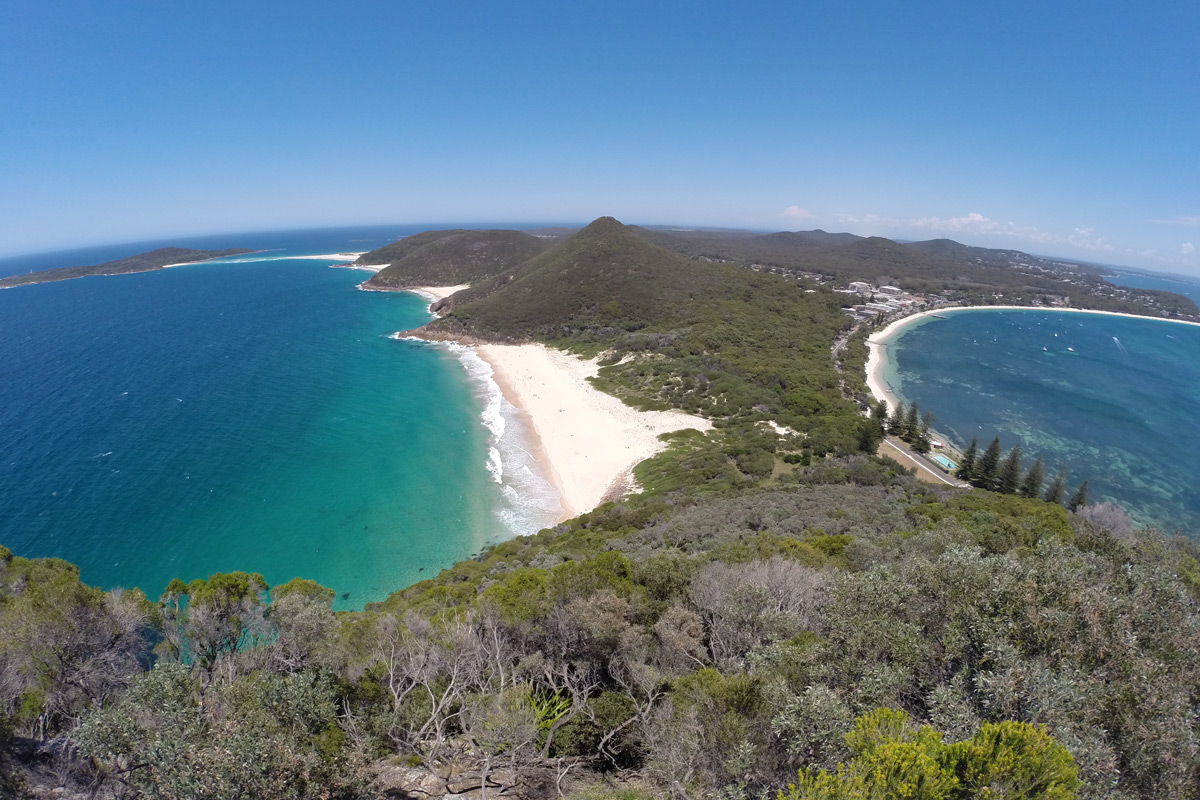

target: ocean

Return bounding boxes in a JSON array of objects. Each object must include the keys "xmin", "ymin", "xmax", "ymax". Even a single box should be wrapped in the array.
[
  {"xmin": 0, "ymin": 227, "xmax": 561, "ymax": 609},
  {"xmin": 882, "ymin": 295, "xmax": 1200, "ymax": 534}
]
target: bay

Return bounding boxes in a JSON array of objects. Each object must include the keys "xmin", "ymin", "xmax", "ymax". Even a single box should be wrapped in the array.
[{"xmin": 884, "ymin": 307, "xmax": 1200, "ymax": 533}]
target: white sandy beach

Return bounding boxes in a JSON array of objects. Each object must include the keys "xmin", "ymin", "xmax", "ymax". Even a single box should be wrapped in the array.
[
  {"xmin": 475, "ymin": 343, "xmax": 712, "ymax": 519},
  {"xmin": 411, "ymin": 285, "xmax": 469, "ymax": 302},
  {"xmin": 402, "ymin": 284, "xmax": 710, "ymax": 519},
  {"xmin": 865, "ymin": 304, "xmax": 1200, "ymax": 410},
  {"xmin": 162, "ymin": 252, "xmax": 369, "ymax": 269},
  {"xmin": 295, "ymin": 252, "xmax": 368, "ymax": 262}
]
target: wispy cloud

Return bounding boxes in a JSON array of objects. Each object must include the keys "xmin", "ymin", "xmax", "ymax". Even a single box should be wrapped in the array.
[
  {"xmin": 830, "ymin": 209, "xmax": 1161, "ymax": 260},
  {"xmin": 836, "ymin": 211, "xmax": 1054, "ymax": 244},
  {"xmin": 1183, "ymin": 242, "xmax": 1196, "ymax": 255},
  {"xmin": 781, "ymin": 205, "xmax": 815, "ymax": 221},
  {"xmin": 1151, "ymin": 215, "xmax": 1200, "ymax": 227},
  {"xmin": 1067, "ymin": 227, "xmax": 1115, "ymax": 252}
]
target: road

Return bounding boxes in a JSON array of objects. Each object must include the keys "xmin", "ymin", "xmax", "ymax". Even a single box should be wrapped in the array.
[{"xmin": 877, "ymin": 436, "xmax": 967, "ymax": 487}]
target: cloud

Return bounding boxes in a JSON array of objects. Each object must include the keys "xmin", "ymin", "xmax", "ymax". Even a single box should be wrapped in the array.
[
  {"xmin": 1152, "ymin": 215, "xmax": 1200, "ymax": 227},
  {"xmin": 890, "ymin": 211, "xmax": 1052, "ymax": 243},
  {"xmin": 1067, "ymin": 227, "xmax": 1115, "ymax": 252},
  {"xmin": 1184, "ymin": 242, "xmax": 1196, "ymax": 255},
  {"xmin": 781, "ymin": 205, "xmax": 815, "ymax": 221}
]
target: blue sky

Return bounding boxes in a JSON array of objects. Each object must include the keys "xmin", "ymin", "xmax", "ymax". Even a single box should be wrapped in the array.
[{"xmin": 2, "ymin": 0, "xmax": 1198, "ymax": 273}]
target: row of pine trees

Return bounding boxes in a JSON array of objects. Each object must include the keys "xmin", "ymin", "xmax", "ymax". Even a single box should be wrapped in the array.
[
  {"xmin": 872, "ymin": 400, "xmax": 1091, "ymax": 510},
  {"xmin": 956, "ymin": 436, "xmax": 1089, "ymax": 510}
]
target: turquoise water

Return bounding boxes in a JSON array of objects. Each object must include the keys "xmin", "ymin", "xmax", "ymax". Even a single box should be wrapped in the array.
[
  {"xmin": 0, "ymin": 230, "xmax": 560, "ymax": 608},
  {"xmin": 883, "ymin": 307, "xmax": 1200, "ymax": 533}
]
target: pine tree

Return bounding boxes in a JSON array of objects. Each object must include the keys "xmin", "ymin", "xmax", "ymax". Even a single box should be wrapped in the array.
[
  {"xmin": 1068, "ymin": 480, "xmax": 1090, "ymax": 512},
  {"xmin": 1019, "ymin": 457, "xmax": 1045, "ymax": 499},
  {"xmin": 956, "ymin": 437, "xmax": 979, "ymax": 482},
  {"xmin": 976, "ymin": 436, "xmax": 1003, "ymax": 490},
  {"xmin": 903, "ymin": 401, "xmax": 920, "ymax": 443},
  {"xmin": 996, "ymin": 445, "xmax": 1023, "ymax": 494},
  {"xmin": 1043, "ymin": 465, "xmax": 1069, "ymax": 505},
  {"xmin": 914, "ymin": 412, "xmax": 934, "ymax": 454},
  {"xmin": 857, "ymin": 418, "xmax": 882, "ymax": 452},
  {"xmin": 872, "ymin": 400, "xmax": 889, "ymax": 429},
  {"xmin": 888, "ymin": 403, "xmax": 904, "ymax": 436}
]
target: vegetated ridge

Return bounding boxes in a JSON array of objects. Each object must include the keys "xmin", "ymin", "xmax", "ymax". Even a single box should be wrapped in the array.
[
  {"xmin": 0, "ymin": 248, "xmax": 254, "ymax": 289},
  {"xmin": 636, "ymin": 226, "xmax": 1198, "ymax": 319},
  {"xmin": 2, "ymin": 217, "xmax": 1198, "ymax": 800},
  {"xmin": 357, "ymin": 229, "xmax": 548, "ymax": 290}
]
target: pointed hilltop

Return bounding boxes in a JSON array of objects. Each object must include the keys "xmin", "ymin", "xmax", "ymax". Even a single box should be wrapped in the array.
[
  {"xmin": 425, "ymin": 216, "xmax": 729, "ymax": 340},
  {"xmin": 358, "ymin": 229, "xmax": 548, "ymax": 290}
]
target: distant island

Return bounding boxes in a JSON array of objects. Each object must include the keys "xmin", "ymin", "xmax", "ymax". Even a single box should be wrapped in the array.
[{"xmin": 0, "ymin": 247, "xmax": 254, "ymax": 289}]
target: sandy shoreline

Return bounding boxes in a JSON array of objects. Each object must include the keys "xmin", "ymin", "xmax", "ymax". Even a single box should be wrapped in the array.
[
  {"xmin": 402, "ymin": 284, "xmax": 711, "ymax": 520},
  {"xmin": 411, "ymin": 285, "xmax": 469, "ymax": 302},
  {"xmin": 474, "ymin": 344, "xmax": 712, "ymax": 518},
  {"xmin": 865, "ymin": 304, "xmax": 1200, "ymax": 411}
]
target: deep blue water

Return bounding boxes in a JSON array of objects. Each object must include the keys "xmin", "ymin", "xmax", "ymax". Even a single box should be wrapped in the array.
[
  {"xmin": 884, "ymin": 305, "xmax": 1200, "ymax": 533},
  {"xmin": 0, "ymin": 227, "xmax": 561, "ymax": 607}
]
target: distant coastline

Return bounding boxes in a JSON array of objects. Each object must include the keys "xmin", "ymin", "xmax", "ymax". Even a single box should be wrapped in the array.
[
  {"xmin": 866, "ymin": 305, "xmax": 1200, "ymax": 415},
  {"xmin": 0, "ymin": 247, "xmax": 257, "ymax": 289}
]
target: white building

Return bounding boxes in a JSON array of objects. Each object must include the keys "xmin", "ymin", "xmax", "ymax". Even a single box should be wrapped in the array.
[{"xmin": 877, "ymin": 285, "xmax": 902, "ymax": 297}]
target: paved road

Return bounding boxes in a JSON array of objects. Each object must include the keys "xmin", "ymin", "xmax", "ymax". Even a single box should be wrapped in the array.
[{"xmin": 878, "ymin": 437, "xmax": 966, "ymax": 487}]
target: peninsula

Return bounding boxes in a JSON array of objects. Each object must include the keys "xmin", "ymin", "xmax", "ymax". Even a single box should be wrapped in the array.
[{"xmin": 0, "ymin": 247, "xmax": 254, "ymax": 289}]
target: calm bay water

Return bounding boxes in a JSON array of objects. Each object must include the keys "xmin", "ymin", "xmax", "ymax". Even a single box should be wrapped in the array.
[
  {"xmin": 884, "ymin": 306, "xmax": 1200, "ymax": 533},
  {"xmin": 0, "ymin": 228, "xmax": 560, "ymax": 608}
]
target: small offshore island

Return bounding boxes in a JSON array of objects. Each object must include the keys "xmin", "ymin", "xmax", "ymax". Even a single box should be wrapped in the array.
[{"xmin": 2, "ymin": 218, "xmax": 1199, "ymax": 799}]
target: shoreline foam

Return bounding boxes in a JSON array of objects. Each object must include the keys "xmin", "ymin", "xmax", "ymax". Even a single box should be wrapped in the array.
[
  {"xmin": 397, "ymin": 284, "xmax": 712, "ymax": 519},
  {"xmin": 474, "ymin": 343, "xmax": 713, "ymax": 518},
  {"xmin": 865, "ymin": 305, "xmax": 1200, "ymax": 411}
]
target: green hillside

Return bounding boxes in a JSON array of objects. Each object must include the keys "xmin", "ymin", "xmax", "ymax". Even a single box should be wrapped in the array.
[
  {"xmin": 427, "ymin": 216, "xmax": 731, "ymax": 339},
  {"xmin": 353, "ymin": 228, "xmax": 467, "ymax": 266},
  {"xmin": 425, "ymin": 217, "xmax": 860, "ymax": 446},
  {"xmin": 360, "ymin": 229, "xmax": 548, "ymax": 290},
  {"xmin": 638, "ymin": 227, "xmax": 1199, "ymax": 317}
]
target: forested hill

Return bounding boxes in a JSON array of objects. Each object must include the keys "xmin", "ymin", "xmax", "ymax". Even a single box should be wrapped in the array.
[
  {"xmin": 425, "ymin": 216, "xmax": 732, "ymax": 340},
  {"xmin": 0, "ymin": 247, "xmax": 253, "ymax": 289},
  {"xmin": 423, "ymin": 216, "xmax": 860, "ymax": 443},
  {"xmin": 358, "ymin": 229, "xmax": 548, "ymax": 290},
  {"xmin": 632, "ymin": 226, "xmax": 1199, "ymax": 318}
]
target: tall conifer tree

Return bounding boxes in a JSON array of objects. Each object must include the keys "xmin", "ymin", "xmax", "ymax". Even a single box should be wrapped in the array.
[
  {"xmin": 976, "ymin": 437, "xmax": 1003, "ymax": 490},
  {"xmin": 997, "ymin": 445, "xmax": 1023, "ymax": 494},
  {"xmin": 1068, "ymin": 480, "xmax": 1090, "ymax": 512},
  {"xmin": 1019, "ymin": 457, "xmax": 1045, "ymax": 499},
  {"xmin": 1044, "ymin": 465, "xmax": 1069, "ymax": 505},
  {"xmin": 904, "ymin": 401, "xmax": 920, "ymax": 442},
  {"xmin": 957, "ymin": 437, "xmax": 979, "ymax": 482},
  {"xmin": 872, "ymin": 400, "xmax": 889, "ymax": 432}
]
